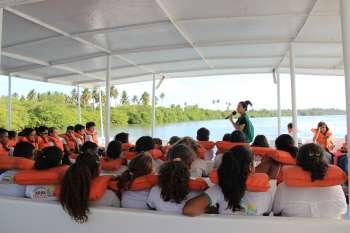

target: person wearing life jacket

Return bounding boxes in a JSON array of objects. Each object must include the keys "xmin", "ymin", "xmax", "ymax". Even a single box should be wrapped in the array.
[
  {"xmin": 0, "ymin": 128, "xmax": 10, "ymax": 156},
  {"xmin": 7, "ymin": 130, "xmax": 17, "ymax": 148},
  {"xmin": 0, "ymin": 142, "xmax": 35, "ymax": 197},
  {"xmin": 59, "ymin": 153, "xmax": 120, "ymax": 223},
  {"xmin": 196, "ymin": 127, "xmax": 215, "ymax": 160},
  {"xmin": 183, "ymin": 146, "xmax": 276, "ymax": 216},
  {"xmin": 116, "ymin": 152, "xmax": 154, "ymax": 209},
  {"xmin": 214, "ymin": 130, "xmax": 247, "ymax": 168},
  {"xmin": 133, "ymin": 136, "xmax": 164, "ymax": 170},
  {"xmin": 18, "ymin": 128, "xmax": 37, "ymax": 149},
  {"xmin": 174, "ymin": 137, "xmax": 210, "ymax": 177},
  {"xmin": 147, "ymin": 144, "xmax": 206, "ymax": 213},
  {"xmin": 255, "ymin": 134, "xmax": 298, "ymax": 180},
  {"xmin": 251, "ymin": 134, "xmax": 270, "ymax": 167},
  {"xmin": 36, "ymin": 126, "xmax": 54, "ymax": 150},
  {"xmin": 273, "ymin": 143, "xmax": 347, "ymax": 219},
  {"xmin": 114, "ymin": 132, "xmax": 134, "ymax": 152},
  {"xmin": 101, "ymin": 140, "xmax": 127, "ymax": 176},
  {"xmin": 85, "ymin": 121, "xmax": 98, "ymax": 145},
  {"xmin": 312, "ymin": 121, "xmax": 335, "ymax": 152},
  {"xmin": 47, "ymin": 127, "xmax": 64, "ymax": 152},
  {"xmin": 74, "ymin": 124, "xmax": 86, "ymax": 151},
  {"xmin": 60, "ymin": 126, "xmax": 78, "ymax": 155},
  {"xmin": 24, "ymin": 146, "xmax": 64, "ymax": 201},
  {"xmin": 228, "ymin": 100, "xmax": 254, "ymax": 143}
]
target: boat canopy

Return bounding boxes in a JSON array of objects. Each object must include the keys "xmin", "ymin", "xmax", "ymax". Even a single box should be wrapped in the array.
[{"xmin": 0, "ymin": 0, "xmax": 344, "ymax": 87}]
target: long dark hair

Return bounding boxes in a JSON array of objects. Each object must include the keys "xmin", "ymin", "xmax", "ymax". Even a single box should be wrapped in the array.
[
  {"xmin": 117, "ymin": 152, "xmax": 153, "ymax": 190},
  {"xmin": 59, "ymin": 154, "xmax": 99, "ymax": 223},
  {"xmin": 251, "ymin": 135, "xmax": 269, "ymax": 147},
  {"xmin": 317, "ymin": 121, "xmax": 330, "ymax": 135},
  {"xmin": 218, "ymin": 146, "xmax": 252, "ymax": 211},
  {"xmin": 239, "ymin": 100, "xmax": 253, "ymax": 111},
  {"xmin": 34, "ymin": 146, "xmax": 62, "ymax": 170},
  {"xmin": 275, "ymin": 134, "xmax": 298, "ymax": 158},
  {"xmin": 159, "ymin": 160, "xmax": 190, "ymax": 203},
  {"xmin": 297, "ymin": 143, "xmax": 328, "ymax": 181}
]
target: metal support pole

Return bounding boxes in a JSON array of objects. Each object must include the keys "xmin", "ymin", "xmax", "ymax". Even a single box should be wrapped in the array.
[
  {"xmin": 77, "ymin": 85, "xmax": 81, "ymax": 123},
  {"xmin": 276, "ymin": 70, "xmax": 282, "ymax": 136},
  {"xmin": 341, "ymin": 0, "xmax": 350, "ymax": 217},
  {"xmin": 99, "ymin": 87, "xmax": 104, "ymax": 140},
  {"xmin": 8, "ymin": 75, "xmax": 12, "ymax": 129},
  {"xmin": 289, "ymin": 43, "xmax": 298, "ymax": 146},
  {"xmin": 105, "ymin": 56, "xmax": 111, "ymax": 145},
  {"xmin": 151, "ymin": 74, "xmax": 156, "ymax": 137}
]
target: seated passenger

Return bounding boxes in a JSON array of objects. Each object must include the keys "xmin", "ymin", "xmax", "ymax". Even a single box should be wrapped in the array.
[
  {"xmin": 251, "ymin": 135, "xmax": 269, "ymax": 148},
  {"xmin": 85, "ymin": 121, "xmax": 98, "ymax": 145},
  {"xmin": 222, "ymin": 133, "xmax": 231, "ymax": 142},
  {"xmin": 7, "ymin": 130, "xmax": 17, "ymax": 148},
  {"xmin": 73, "ymin": 124, "xmax": 86, "ymax": 150},
  {"xmin": 214, "ymin": 130, "xmax": 246, "ymax": 168},
  {"xmin": 273, "ymin": 143, "xmax": 347, "ymax": 219},
  {"xmin": 183, "ymin": 146, "xmax": 276, "ymax": 216},
  {"xmin": 59, "ymin": 154, "xmax": 120, "ymax": 223},
  {"xmin": 101, "ymin": 140, "xmax": 127, "ymax": 176},
  {"xmin": 60, "ymin": 126, "xmax": 78, "ymax": 155},
  {"xmin": 114, "ymin": 132, "xmax": 133, "ymax": 151},
  {"xmin": 25, "ymin": 146, "xmax": 64, "ymax": 200},
  {"xmin": 135, "ymin": 136, "xmax": 163, "ymax": 170},
  {"xmin": 117, "ymin": 153, "xmax": 154, "ymax": 209},
  {"xmin": 80, "ymin": 141, "xmax": 98, "ymax": 158},
  {"xmin": 196, "ymin": 127, "xmax": 214, "ymax": 160},
  {"xmin": 36, "ymin": 126, "xmax": 53, "ymax": 150},
  {"xmin": 147, "ymin": 145, "xmax": 203, "ymax": 213},
  {"xmin": 0, "ymin": 142, "xmax": 35, "ymax": 197},
  {"xmin": 18, "ymin": 128, "xmax": 37, "ymax": 149},
  {"xmin": 48, "ymin": 127, "xmax": 64, "ymax": 152},
  {"xmin": 0, "ymin": 128, "xmax": 10, "ymax": 156}
]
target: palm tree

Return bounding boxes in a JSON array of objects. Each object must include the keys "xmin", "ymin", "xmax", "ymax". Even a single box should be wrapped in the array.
[
  {"xmin": 110, "ymin": 86, "xmax": 119, "ymax": 107},
  {"xmin": 71, "ymin": 88, "xmax": 78, "ymax": 104},
  {"xmin": 140, "ymin": 91, "xmax": 150, "ymax": 105},
  {"xmin": 160, "ymin": 92, "xmax": 165, "ymax": 106},
  {"xmin": 92, "ymin": 88, "xmax": 99, "ymax": 108},
  {"xmin": 27, "ymin": 89, "xmax": 37, "ymax": 101},
  {"xmin": 132, "ymin": 95, "xmax": 138, "ymax": 104},
  {"xmin": 120, "ymin": 90, "xmax": 130, "ymax": 105},
  {"xmin": 81, "ymin": 88, "xmax": 92, "ymax": 107}
]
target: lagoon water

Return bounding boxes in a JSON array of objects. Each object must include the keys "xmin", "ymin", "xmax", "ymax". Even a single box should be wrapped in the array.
[{"xmin": 110, "ymin": 115, "xmax": 347, "ymax": 142}]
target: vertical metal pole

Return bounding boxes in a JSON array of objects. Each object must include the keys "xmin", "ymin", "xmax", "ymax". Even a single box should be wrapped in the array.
[
  {"xmin": 8, "ymin": 75, "xmax": 12, "ymax": 129},
  {"xmin": 0, "ymin": 8, "xmax": 3, "ymax": 75},
  {"xmin": 289, "ymin": 43, "xmax": 298, "ymax": 146},
  {"xmin": 77, "ymin": 85, "xmax": 81, "ymax": 123},
  {"xmin": 341, "ymin": 0, "xmax": 350, "ymax": 217},
  {"xmin": 151, "ymin": 74, "xmax": 156, "ymax": 137},
  {"xmin": 276, "ymin": 70, "xmax": 282, "ymax": 136},
  {"xmin": 99, "ymin": 87, "xmax": 104, "ymax": 140},
  {"xmin": 105, "ymin": 56, "xmax": 111, "ymax": 145}
]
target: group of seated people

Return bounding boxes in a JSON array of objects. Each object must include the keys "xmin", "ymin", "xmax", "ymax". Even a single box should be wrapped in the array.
[{"xmin": 0, "ymin": 123, "xmax": 348, "ymax": 223}]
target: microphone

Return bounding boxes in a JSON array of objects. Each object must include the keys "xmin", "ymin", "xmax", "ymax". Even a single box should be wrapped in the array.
[{"xmin": 225, "ymin": 111, "xmax": 237, "ymax": 119}]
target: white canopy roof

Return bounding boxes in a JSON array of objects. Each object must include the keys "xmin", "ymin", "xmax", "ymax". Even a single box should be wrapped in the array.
[{"xmin": 1, "ymin": 0, "xmax": 344, "ymax": 87}]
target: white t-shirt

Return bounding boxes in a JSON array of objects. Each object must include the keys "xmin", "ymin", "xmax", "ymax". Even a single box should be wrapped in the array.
[
  {"xmin": 214, "ymin": 154, "xmax": 223, "ymax": 168},
  {"xmin": 101, "ymin": 165, "xmax": 128, "ymax": 177},
  {"xmin": 121, "ymin": 190, "xmax": 150, "ymax": 209},
  {"xmin": 205, "ymin": 180, "xmax": 277, "ymax": 215},
  {"xmin": 0, "ymin": 170, "xmax": 26, "ymax": 197},
  {"xmin": 91, "ymin": 190, "xmax": 120, "ymax": 207},
  {"xmin": 85, "ymin": 134, "xmax": 93, "ymax": 143},
  {"xmin": 154, "ymin": 159, "xmax": 164, "ymax": 173},
  {"xmin": 204, "ymin": 149, "xmax": 214, "ymax": 161},
  {"xmin": 191, "ymin": 158, "xmax": 212, "ymax": 177},
  {"xmin": 146, "ymin": 186, "xmax": 200, "ymax": 213},
  {"xmin": 273, "ymin": 183, "xmax": 347, "ymax": 219},
  {"xmin": 25, "ymin": 185, "xmax": 57, "ymax": 201}
]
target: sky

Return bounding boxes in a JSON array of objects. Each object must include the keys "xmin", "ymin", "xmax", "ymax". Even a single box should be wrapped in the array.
[{"xmin": 0, "ymin": 73, "xmax": 346, "ymax": 110}]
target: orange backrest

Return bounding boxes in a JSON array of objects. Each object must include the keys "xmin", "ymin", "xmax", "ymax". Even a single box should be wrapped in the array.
[
  {"xmin": 251, "ymin": 147, "xmax": 274, "ymax": 156},
  {"xmin": 209, "ymin": 170, "xmax": 270, "ymax": 192},
  {"xmin": 100, "ymin": 158, "xmax": 123, "ymax": 171},
  {"xmin": 0, "ymin": 157, "xmax": 34, "ymax": 170},
  {"xmin": 197, "ymin": 141, "xmax": 215, "ymax": 150},
  {"xmin": 54, "ymin": 175, "xmax": 112, "ymax": 201},
  {"xmin": 109, "ymin": 174, "xmax": 158, "ymax": 192},
  {"xmin": 14, "ymin": 165, "xmax": 69, "ymax": 185},
  {"xmin": 188, "ymin": 178, "xmax": 209, "ymax": 191},
  {"xmin": 271, "ymin": 150, "xmax": 296, "ymax": 165},
  {"xmin": 215, "ymin": 141, "xmax": 249, "ymax": 153},
  {"xmin": 282, "ymin": 165, "xmax": 347, "ymax": 187}
]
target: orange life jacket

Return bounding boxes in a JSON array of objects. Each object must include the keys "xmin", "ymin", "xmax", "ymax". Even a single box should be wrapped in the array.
[
  {"xmin": 197, "ymin": 141, "xmax": 215, "ymax": 150},
  {"xmin": 74, "ymin": 132, "xmax": 85, "ymax": 144},
  {"xmin": 7, "ymin": 139, "xmax": 17, "ymax": 148},
  {"xmin": 0, "ymin": 143, "xmax": 10, "ymax": 156},
  {"xmin": 18, "ymin": 136, "xmax": 38, "ymax": 149},
  {"xmin": 14, "ymin": 165, "xmax": 69, "ymax": 185},
  {"xmin": 48, "ymin": 136, "xmax": 64, "ymax": 151},
  {"xmin": 85, "ymin": 129, "xmax": 98, "ymax": 145},
  {"xmin": 100, "ymin": 158, "xmax": 123, "ymax": 171},
  {"xmin": 36, "ymin": 136, "xmax": 54, "ymax": 150},
  {"xmin": 0, "ymin": 156, "xmax": 34, "ymax": 170},
  {"xmin": 215, "ymin": 141, "xmax": 249, "ymax": 154},
  {"xmin": 311, "ymin": 128, "xmax": 333, "ymax": 150},
  {"xmin": 60, "ymin": 134, "xmax": 77, "ymax": 151}
]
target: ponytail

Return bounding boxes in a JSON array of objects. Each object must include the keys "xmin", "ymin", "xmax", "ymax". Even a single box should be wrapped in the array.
[
  {"xmin": 297, "ymin": 143, "xmax": 328, "ymax": 181},
  {"xmin": 217, "ymin": 146, "xmax": 252, "ymax": 211},
  {"xmin": 239, "ymin": 100, "xmax": 253, "ymax": 111},
  {"xmin": 59, "ymin": 154, "xmax": 98, "ymax": 223},
  {"xmin": 159, "ymin": 160, "xmax": 190, "ymax": 203}
]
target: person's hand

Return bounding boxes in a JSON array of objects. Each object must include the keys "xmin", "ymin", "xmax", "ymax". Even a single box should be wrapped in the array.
[{"xmin": 229, "ymin": 114, "xmax": 233, "ymax": 121}]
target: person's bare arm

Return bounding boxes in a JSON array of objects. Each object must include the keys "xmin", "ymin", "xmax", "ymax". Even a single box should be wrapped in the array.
[
  {"xmin": 229, "ymin": 115, "xmax": 245, "ymax": 131},
  {"xmin": 183, "ymin": 194, "xmax": 209, "ymax": 217}
]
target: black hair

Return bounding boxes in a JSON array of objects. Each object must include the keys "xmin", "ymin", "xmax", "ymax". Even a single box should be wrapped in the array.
[
  {"xmin": 275, "ymin": 134, "xmax": 298, "ymax": 158},
  {"xmin": 114, "ymin": 132, "xmax": 129, "ymax": 144},
  {"xmin": 48, "ymin": 127, "xmax": 56, "ymax": 136},
  {"xmin": 20, "ymin": 128, "xmax": 35, "ymax": 137},
  {"xmin": 168, "ymin": 136, "xmax": 180, "ymax": 145},
  {"xmin": 196, "ymin": 127, "xmax": 210, "ymax": 141},
  {"xmin": 117, "ymin": 153, "xmax": 153, "ymax": 190},
  {"xmin": 251, "ymin": 135, "xmax": 269, "ymax": 147},
  {"xmin": 218, "ymin": 146, "xmax": 253, "ymax": 211},
  {"xmin": 85, "ymin": 122, "xmax": 96, "ymax": 130},
  {"xmin": 317, "ymin": 121, "xmax": 330, "ymax": 134},
  {"xmin": 135, "ymin": 136, "xmax": 154, "ymax": 153},
  {"xmin": 13, "ymin": 142, "xmax": 35, "ymax": 159},
  {"xmin": 287, "ymin": 123, "xmax": 293, "ymax": 129},
  {"xmin": 153, "ymin": 138, "xmax": 163, "ymax": 147},
  {"xmin": 66, "ymin": 126, "xmax": 74, "ymax": 131},
  {"xmin": 166, "ymin": 144, "xmax": 195, "ymax": 168},
  {"xmin": 238, "ymin": 100, "xmax": 253, "ymax": 111},
  {"xmin": 230, "ymin": 130, "xmax": 246, "ymax": 143},
  {"xmin": 174, "ymin": 137, "xmax": 200, "ymax": 153},
  {"xmin": 222, "ymin": 133, "xmax": 231, "ymax": 142},
  {"xmin": 34, "ymin": 146, "xmax": 62, "ymax": 170},
  {"xmin": 159, "ymin": 160, "xmax": 190, "ymax": 204},
  {"xmin": 0, "ymin": 128, "xmax": 8, "ymax": 136},
  {"xmin": 8, "ymin": 130, "xmax": 16, "ymax": 139},
  {"xmin": 74, "ymin": 124, "xmax": 85, "ymax": 133},
  {"xmin": 81, "ymin": 141, "xmax": 98, "ymax": 156},
  {"xmin": 106, "ymin": 140, "xmax": 122, "ymax": 160},
  {"xmin": 297, "ymin": 143, "xmax": 328, "ymax": 181},
  {"xmin": 59, "ymin": 154, "xmax": 99, "ymax": 223},
  {"xmin": 36, "ymin": 126, "xmax": 49, "ymax": 135}
]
